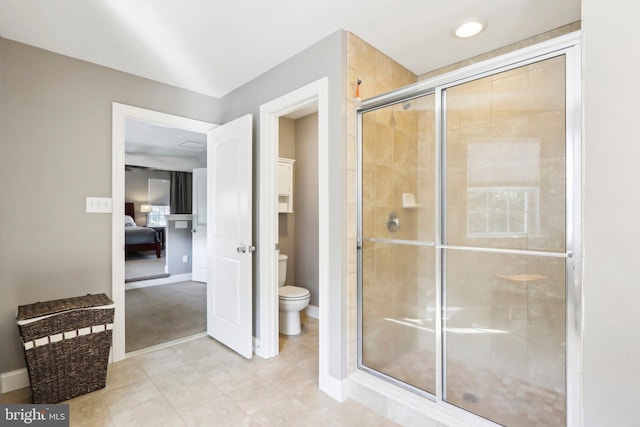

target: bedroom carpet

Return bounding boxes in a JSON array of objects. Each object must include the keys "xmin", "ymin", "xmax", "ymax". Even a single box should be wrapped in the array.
[
  {"xmin": 125, "ymin": 281, "xmax": 206, "ymax": 352},
  {"xmin": 125, "ymin": 252, "xmax": 170, "ymax": 282}
]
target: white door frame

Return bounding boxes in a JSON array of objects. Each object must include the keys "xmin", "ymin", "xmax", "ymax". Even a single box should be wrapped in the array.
[
  {"xmin": 111, "ymin": 103, "xmax": 217, "ymax": 362},
  {"xmin": 257, "ymin": 78, "xmax": 332, "ymax": 392}
]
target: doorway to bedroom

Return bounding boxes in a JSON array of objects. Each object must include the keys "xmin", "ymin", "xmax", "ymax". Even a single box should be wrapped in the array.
[
  {"xmin": 124, "ymin": 170, "xmax": 170, "ymax": 284},
  {"xmin": 113, "ymin": 107, "xmax": 217, "ymax": 357}
]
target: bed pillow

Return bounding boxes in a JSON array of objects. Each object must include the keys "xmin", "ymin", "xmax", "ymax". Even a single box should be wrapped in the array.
[{"xmin": 124, "ymin": 215, "xmax": 136, "ymax": 226}]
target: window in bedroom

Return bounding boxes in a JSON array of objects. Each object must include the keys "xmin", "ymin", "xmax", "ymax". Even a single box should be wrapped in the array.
[{"xmin": 147, "ymin": 178, "xmax": 170, "ymax": 227}]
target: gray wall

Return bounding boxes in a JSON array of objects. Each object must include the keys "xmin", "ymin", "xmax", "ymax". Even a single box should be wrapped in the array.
[
  {"xmin": 294, "ymin": 113, "xmax": 319, "ymax": 307},
  {"xmin": 166, "ymin": 219, "xmax": 192, "ymax": 275},
  {"xmin": 125, "ymin": 169, "xmax": 171, "ymax": 225},
  {"xmin": 220, "ymin": 30, "xmax": 347, "ymax": 378},
  {"xmin": 582, "ymin": 1, "xmax": 640, "ymax": 425},
  {"xmin": 0, "ymin": 38, "xmax": 222, "ymax": 373}
]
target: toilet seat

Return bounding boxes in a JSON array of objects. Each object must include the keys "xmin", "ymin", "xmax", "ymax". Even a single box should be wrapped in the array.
[{"xmin": 279, "ymin": 285, "xmax": 310, "ymax": 300}]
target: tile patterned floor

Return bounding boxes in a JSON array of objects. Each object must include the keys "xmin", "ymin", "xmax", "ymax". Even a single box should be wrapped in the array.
[{"xmin": 1, "ymin": 317, "xmax": 401, "ymax": 427}]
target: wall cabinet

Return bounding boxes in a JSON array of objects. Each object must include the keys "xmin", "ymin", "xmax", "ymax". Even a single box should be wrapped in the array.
[{"xmin": 278, "ymin": 157, "xmax": 295, "ymax": 213}]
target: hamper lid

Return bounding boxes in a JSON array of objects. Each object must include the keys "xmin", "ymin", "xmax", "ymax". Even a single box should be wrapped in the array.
[{"xmin": 17, "ymin": 293, "xmax": 114, "ymax": 322}]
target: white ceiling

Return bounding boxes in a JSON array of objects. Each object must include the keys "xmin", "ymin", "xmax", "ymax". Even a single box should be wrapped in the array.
[
  {"xmin": 124, "ymin": 118, "xmax": 208, "ymax": 172},
  {"xmin": 0, "ymin": 0, "xmax": 581, "ymax": 99},
  {"xmin": 125, "ymin": 118, "xmax": 206, "ymax": 158}
]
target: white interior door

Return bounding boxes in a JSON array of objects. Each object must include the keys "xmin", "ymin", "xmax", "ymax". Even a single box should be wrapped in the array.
[
  {"xmin": 207, "ymin": 114, "xmax": 253, "ymax": 359},
  {"xmin": 192, "ymin": 168, "xmax": 207, "ymax": 282}
]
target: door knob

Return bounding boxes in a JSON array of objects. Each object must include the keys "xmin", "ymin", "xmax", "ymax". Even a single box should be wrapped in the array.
[{"xmin": 236, "ymin": 244, "xmax": 255, "ymax": 253}]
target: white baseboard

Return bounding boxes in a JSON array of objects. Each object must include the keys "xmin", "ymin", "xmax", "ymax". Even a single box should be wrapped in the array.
[
  {"xmin": 1, "ymin": 368, "xmax": 29, "ymax": 394},
  {"xmin": 320, "ymin": 373, "xmax": 349, "ymax": 402},
  {"xmin": 125, "ymin": 273, "xmax": 194, "ymax": 290},
  {"xmin": 305, "ymin": 304, "xmax": 319, "ymax": 319}
]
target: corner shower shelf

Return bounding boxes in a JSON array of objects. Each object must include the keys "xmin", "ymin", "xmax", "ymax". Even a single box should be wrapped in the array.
[{"xmin": 402, "ymin": 193, "xmax": 419, "ymax": 208}]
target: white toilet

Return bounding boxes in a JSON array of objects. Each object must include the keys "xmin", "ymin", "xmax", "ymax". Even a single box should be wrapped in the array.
[{"xmin": 278, "ymin": 254, "xmax": 311, "ymax": 335}]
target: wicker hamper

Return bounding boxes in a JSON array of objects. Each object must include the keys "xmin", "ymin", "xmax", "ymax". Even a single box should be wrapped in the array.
[{"xmin": 16, "ymin": 293, "xmax": 114, "ymax": 404}]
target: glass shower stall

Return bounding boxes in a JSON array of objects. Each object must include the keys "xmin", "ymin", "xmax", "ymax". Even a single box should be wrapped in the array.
[{"xmin": 357, "ymin": 35, "xmax": 581, "ymax": 427}]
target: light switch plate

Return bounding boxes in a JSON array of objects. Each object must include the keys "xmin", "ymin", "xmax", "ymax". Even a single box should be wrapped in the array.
[
  {"xmin": 86, "ymin": 197, "xmax": 113, "ymax": 213},
  {"xmin": 175, "ymin": 221, "xmax": 188, "ymax": 229}
]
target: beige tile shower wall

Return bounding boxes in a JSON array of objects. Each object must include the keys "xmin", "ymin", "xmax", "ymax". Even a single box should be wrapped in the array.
[
  {"xmin": 361, "ymin": 95, "xmax": 439, "ymax": 369},
  {"xmin": 359, "ymin": 96, "xmax": 439, "ymax": 392},
  {"xmin": 446, "ymin": 56, "xmax": 566, "ymax": 252},
  {"xmin": 444, "ymin": 56, "xmax": 567, "ymax": 394},
  {"xmin": 346, "ymin": 33, "xmax": 417, "ymax": 373},
  {"xmin": 416, "ymin": 95, "xmax": 436, "ymax": 242}
]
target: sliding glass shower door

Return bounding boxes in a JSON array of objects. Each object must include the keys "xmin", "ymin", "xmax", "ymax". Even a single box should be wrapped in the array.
[
  {"xmin": 358, "ymin": 48, "xmax": 578, "ymax": 427},
  {"xmin": 442, "ymin": 56, "xmax": 568, "ymax": 426},
  {"xmin": 359, "ymin": 93, "xmax": 437, "ymax": 394}
]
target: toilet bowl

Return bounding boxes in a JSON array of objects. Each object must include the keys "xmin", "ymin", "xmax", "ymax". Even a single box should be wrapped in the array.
[{"xmin": 278, "ymin": 254, "xmax": 310, "ymax": 335}]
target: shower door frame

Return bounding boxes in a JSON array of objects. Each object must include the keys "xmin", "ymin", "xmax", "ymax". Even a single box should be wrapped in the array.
[{"xmin": 356, "ymin": 31, "xmax": 582, "ymax": 426}]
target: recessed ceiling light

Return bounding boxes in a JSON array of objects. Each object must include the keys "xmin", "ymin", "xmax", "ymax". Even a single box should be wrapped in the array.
[{"xmin": 454, "ymin": 19, "xmax": 487, "ymax": 38}]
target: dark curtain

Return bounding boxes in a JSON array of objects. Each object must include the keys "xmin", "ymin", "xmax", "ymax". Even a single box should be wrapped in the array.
[{"xmin": 170, "ymin": 171, "xmax": 192, "ymax": 214}]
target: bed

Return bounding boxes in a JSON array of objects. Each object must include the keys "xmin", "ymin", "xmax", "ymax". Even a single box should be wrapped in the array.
[{"xmin": 124, "ymin": 202, "xmax": 161, "ymax": 258}]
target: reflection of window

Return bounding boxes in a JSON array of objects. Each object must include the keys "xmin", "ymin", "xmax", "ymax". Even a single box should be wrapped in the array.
[
  {"xmin": 467, "ymin": 187, "xmax": 538, "ymax": 237},
  {"xmin": 147, "ymin": 205, "xmax": 170, "ymax": 226}
]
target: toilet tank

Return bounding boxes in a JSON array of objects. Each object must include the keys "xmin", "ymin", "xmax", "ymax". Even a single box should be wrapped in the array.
[{"xmin": 278, "ymin": 254, "xmax": 288, "ymax": 287}]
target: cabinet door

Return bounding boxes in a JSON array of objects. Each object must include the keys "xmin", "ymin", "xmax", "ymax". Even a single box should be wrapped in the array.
[{"xmin": 278, "ymin": 162, "xmax": 291, "ymax": 196}]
